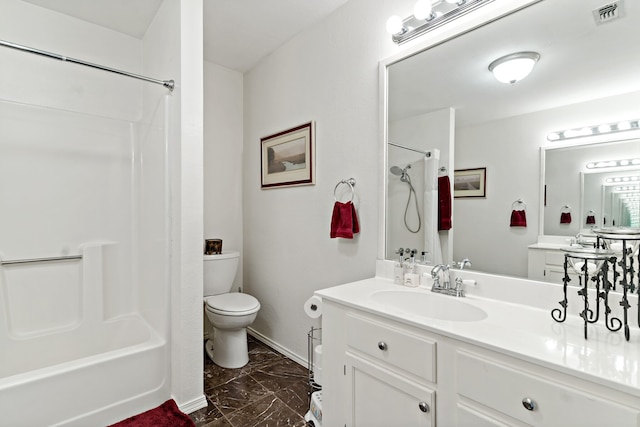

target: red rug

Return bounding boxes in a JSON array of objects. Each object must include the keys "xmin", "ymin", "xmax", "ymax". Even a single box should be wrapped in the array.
[{"xmin": 108, "ymin": 399, "xmax": 195, "ymax": 427}]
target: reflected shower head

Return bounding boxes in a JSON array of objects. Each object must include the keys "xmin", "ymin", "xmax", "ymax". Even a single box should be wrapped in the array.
[
  {"xmin": 390, "ymin": 166, "xmax": 404, "ymax": 176},
  {"xmin": 390, "ymin": 164, "xmax": 411, "ymax": 182}
]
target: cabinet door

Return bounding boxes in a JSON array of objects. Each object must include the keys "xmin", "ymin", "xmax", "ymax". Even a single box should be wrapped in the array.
[{"xmin": 346, "ymin": 353, "xmax": 435, "ymax": 427}]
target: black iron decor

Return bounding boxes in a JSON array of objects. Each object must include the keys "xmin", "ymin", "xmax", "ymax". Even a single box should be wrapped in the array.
[{"xmin": 551, "ymin": 228, "xmax": 640, "ymax": 341}]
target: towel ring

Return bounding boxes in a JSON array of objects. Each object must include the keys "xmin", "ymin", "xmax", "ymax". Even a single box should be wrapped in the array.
[
  {"xmin": 334, "ymin": 178, "xmax": 356, "ymax": 202},
  {"xmin": 512, "ymin": 199, "xmax": 527, "ymax": 210},
  {"xmin": 561, "ymin": 204, "xmax": 572, "ymax": 213}
]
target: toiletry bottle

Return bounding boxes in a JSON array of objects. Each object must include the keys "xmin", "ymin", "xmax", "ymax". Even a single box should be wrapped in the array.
[
  {"xmin": 394, "ymin": 248, "xmax": 405, "ymax": 285},
  {"xmin": 404, "ymin": 249, "xmax": 420, "ymax": 287}
]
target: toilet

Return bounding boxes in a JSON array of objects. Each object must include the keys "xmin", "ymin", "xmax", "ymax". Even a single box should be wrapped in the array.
[{"xmin": 203, "ymin": 251, "xmax": 260, "ymax": 369}]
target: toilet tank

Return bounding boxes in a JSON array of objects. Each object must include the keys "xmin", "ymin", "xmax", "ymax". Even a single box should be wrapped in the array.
[{"xmin": 203, "ymin": 251, "xmax": 240, "ymax": 296}]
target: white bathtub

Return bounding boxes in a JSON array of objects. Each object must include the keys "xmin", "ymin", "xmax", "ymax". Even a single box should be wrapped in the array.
[{"xmin": 0, "ymin": 315, "xmax": 167, "ymax": 427}]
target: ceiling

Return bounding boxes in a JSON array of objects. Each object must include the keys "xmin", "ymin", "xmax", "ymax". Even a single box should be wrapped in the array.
[
  {"xmin": 21, "ymin": 0, "xmax": 349, "ymax": 72},
  {"xmin": 388, "ymin": 0, "xmax": 640, "ymax": 127}
]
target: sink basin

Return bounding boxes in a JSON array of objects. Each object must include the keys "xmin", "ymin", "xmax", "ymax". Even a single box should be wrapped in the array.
[{"xmin": 369, "ymin": 289, "xmax": 488, "ymax": 322}]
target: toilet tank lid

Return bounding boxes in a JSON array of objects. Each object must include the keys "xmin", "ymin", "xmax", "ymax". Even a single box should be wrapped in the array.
[
  {"xmin": 204, "ymin": 251, "xmax": 239, "ymax": 261},
  {"xmin": 205, "ymin": 293, "xmax": 259, "ymax": 312}
]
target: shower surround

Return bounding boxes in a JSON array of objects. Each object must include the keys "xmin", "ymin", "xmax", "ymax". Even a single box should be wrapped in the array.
[{"xmin": 0, "ymin": 0, "xmax": 205, "ymax": 424}]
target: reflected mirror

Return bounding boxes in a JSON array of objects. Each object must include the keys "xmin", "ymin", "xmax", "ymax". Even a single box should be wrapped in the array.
[{"xmin": 385, "ymin": 0, "xmax": 640, "ymax": 279}]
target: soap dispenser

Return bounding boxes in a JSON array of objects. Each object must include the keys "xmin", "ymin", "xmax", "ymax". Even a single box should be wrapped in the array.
[
  {"xmin": 394, "ymin": 248, "xmax": 405, "ymax": 285},
  {"xmin": 404, "ymin": 249, "xmax": 420, "ymax": 287}
]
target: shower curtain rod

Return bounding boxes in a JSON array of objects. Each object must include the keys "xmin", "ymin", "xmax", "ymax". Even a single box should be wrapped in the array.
[
  {"xmin": 388, "ymin": 141, "xmax": 432, "ymax": 158},
  {"xmin": 0, "ymin": 39, "xmax": 174, "ymax": 91}
]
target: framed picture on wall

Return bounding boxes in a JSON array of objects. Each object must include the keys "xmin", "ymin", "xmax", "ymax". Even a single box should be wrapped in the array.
[
  {"xmin": 454, "ymin": 167, "xmax": 486, "ymax": 198},
  {"xmin": 260, "ymin": 121, "xmax": 316, "ymax": 189}
]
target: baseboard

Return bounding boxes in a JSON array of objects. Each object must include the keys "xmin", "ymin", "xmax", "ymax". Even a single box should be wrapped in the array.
[
  {"xmin": 247, "ymin": 327, "xmax": 307, "ymax": 368},
  {"xmin": 176, "ymin": 394, "xmax": 208, "ymax": 415}
]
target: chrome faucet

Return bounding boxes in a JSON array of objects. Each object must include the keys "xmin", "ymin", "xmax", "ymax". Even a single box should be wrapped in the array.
[
  {"xmin": 431, "ymin": 263, "xmax": 468, "ymax": 297},
  {"xmin": 453, "ymin": 258, "xmax": 472, "ymax": 270}
]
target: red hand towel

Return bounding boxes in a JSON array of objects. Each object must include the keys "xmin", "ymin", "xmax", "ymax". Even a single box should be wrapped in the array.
[
  {"xmin": 438, "ymin": 176, "xmax": 452, "ymax": 231},
  {"xmin": 510, "ymin": 210, "xmax": 527, "ymax": 227},
  {"xmin": 330, "ymin": 201, "xmax": 359, "ymax": 239},
  {"xmin": 560, "ymin": 212, "xmax": 572, "ymax": 224},
  {"xmin": 586, "ymin": 215, "xmax": 596, "ymax": 225}
]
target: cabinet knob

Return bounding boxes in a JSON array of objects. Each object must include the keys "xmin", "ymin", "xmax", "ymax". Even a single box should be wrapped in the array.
[
  {"xmin": 377, "ymin": 341, "xmax": 388, "ymax": 351},
  {"xmin": 522, "ymin": 397, "xmax": 536, "ymax": 411},
  {"xmin": 418, "ymin": 401, "xmax": 430, "ymax": 413}
]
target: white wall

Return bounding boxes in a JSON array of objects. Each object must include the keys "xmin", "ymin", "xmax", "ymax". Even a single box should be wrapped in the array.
[
  {"xmin": 146, "ymin": 0, "xmax": 206, "ymax": 412},
  {"xmin": 203, "ymin": 61, "xmax": 244, "ymax": 289},
  {"xmin": 454, "ymin": 90, "xmax": 640, "ymax": 278},
  {"xmin": 242, "ymin": 0, "xmax": 419, "ymax": 361}
]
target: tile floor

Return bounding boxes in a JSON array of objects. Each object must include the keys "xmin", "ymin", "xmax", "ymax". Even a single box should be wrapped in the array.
[{"xmin": 189, "ymin": 336, "xmax": 314, "ymax": 427}]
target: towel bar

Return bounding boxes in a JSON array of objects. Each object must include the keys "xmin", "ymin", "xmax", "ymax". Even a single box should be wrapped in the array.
[{"xmin": 0, "ymin": 255, "xmax": 82, "ymax": 266}]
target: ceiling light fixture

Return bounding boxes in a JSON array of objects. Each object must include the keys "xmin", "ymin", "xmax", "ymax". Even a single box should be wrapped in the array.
[
  {"xmin": 547, "ymin": 119, "xmax": 640, "ymax": 141},
  {"xmin": 488, "ymin": 52, "xmax": 540, "ymax": 84},
  {"xmin": 387, "ymin": 0, "xmax": 494, "ymax": 45}
]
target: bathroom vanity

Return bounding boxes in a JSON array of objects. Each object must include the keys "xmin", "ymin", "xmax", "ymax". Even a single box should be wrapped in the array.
[{"xmin": 316, "ymin": 269, "xmax": 640, "ymax": 427}]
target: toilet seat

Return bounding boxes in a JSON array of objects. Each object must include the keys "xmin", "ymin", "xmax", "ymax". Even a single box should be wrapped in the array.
[{"xmin": 205, "ymin": 293, "xmax": 260, "ymax": 316}]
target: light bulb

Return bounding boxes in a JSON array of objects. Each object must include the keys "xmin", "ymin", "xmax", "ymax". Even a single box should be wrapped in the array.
[
  {"xmin": 386, "ymin": 15, "xmax": 404, "ymax": 35},
  {"xmin": 618, "ymin": 121, "xmax": 631, "ymax": 130},
  {"xmin": 413, "ymin": 0, "xmax": 433, "ymax": 20},
  {"xmin": 598, "ymin": 124, "xmax": 611, "ymax": 133}
]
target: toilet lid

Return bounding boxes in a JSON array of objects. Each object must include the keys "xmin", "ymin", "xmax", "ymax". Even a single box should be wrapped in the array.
[{"xmin": 205, "ymin": 293, "xmax": 260, "ymax": 315}]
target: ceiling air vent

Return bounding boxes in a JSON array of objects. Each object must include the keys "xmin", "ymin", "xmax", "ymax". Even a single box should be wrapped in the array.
[{"xmin": 593, "ymin": 1, "xmax": 625, "ymax": 25}]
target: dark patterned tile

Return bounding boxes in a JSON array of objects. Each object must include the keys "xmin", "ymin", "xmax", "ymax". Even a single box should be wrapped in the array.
[
  {"xmin": 250, "ymin": 358, "xmax": 308, "ymax": 393},
  {"xmin": 205, "ymin": 375, "xmax": 272, "ymax": 415},
  {"xmin": 274, "ymin": 378, "xmax": 310, "ymax": 416},
  {"xmin": 190, "ymin": 400, "xmax": 226, "ymax": 426},
  {"xmin": 226, "ymin": 395, "xmax": 306, "ymax": 427}
]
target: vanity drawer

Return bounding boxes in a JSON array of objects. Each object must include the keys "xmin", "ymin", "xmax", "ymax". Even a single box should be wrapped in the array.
[
  {"xmin": 456, "ymin": 351, "xmax": 640, "ymax": 427},
  {"xmin": 544, "ymin": 251, "xmax": 566, "ymax": 266},
  {"xmin": 346, "ymin": 313, "xmax": 436, "ymax": 382}
]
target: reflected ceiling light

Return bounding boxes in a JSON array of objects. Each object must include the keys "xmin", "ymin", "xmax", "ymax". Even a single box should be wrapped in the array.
[
  {"xmin": 614, "ymin": 185, "xmax": 640, "ymax": 192},
  {"xmin": 488, "ymin": 52, "xmax": 540, "ymax": 84},
  {"xmin": 547, "ymin": 119, "xmax": 640, "ymax": 141},
  {"xmin": 387, "ymin": 0, "xmax": 493, "ymax": 44}
]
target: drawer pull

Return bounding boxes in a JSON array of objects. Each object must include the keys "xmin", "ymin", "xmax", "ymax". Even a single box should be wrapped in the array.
[
  {"xmin": 522, "ymin": 397, "xmax": 536, "ymax": 411},
  {"xmin": 418, "ymin": 401, "xmax": 430, "ymax": 413},
  {"xmin": 377, "ymin": 341, "xmax": 388, "ymax": 351}
]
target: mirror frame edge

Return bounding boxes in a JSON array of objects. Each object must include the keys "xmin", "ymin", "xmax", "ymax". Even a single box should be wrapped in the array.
[{"xmin": 378, "ymin": 0, "xmax": 543, "ymax": 262}]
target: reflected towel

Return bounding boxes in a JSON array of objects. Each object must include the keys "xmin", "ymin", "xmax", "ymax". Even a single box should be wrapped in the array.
[
  {"xmin": 330, "ymin": 201, "xmax": 360, "ymax": 239},
  {"xmin": 560, "ymin": 212, "xmax": 572, "ymax": 224},
  {"xmin": 438, "ymin": 176, "xmax": 452, "ymax": 230},
  {"xmin": 586, "ymin": 215, "xmax": 596, "ymax": 225},
  {"xmin": 510, "ymin": 210, "xmax": 527, "ymax": 227}
]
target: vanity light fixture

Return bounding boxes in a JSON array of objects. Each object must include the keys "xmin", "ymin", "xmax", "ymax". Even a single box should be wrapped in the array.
[
  {"xmin": 614, "ymin": 185, "xmax": 640, "ymax": 192},
  {"xmin": 488, "ymin": 52, "xmax": 540, "ymax": 84},
  {"xmin": 586, "ymin": 158, "xmax": 640, "ymax": 169},
  {"xmin": 547, "ymin": 119, "xmax": 640, "ymax": 141},
  {"xmin": 605, "ymin": 176, "xmax": 640, "ymax": 184},
  {"xmin": 387, "ymin": 0, "xmax": 494, "ymax": 45}
]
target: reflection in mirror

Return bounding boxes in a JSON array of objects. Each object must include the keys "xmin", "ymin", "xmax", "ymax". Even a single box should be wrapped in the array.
[
  {"xmin": 385, "ymin": 0, "xmax": 640, "ymax": 280},
  {"xmin": 544, "ymin": 139, "xmax": 640, "ymax": 236}
]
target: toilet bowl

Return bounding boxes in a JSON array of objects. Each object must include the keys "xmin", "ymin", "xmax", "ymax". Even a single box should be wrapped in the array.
[{"xmin": 203, "ymin": 251, "xmax": 260, "ymax": 369}]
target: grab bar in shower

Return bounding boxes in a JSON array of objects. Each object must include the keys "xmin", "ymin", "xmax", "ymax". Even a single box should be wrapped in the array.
[{"xmin": 0, "ymin": 255, "xmax": 82, "ymax": 266}]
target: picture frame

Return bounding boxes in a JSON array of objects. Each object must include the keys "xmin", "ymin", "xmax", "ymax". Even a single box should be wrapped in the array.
[
  {"xmin": 261, "ymin": 121, "xmax": 315, "ymax": 189},
  {"xmin": 454, "ymin": 167, "xmax": 486, "ymax": 198}
]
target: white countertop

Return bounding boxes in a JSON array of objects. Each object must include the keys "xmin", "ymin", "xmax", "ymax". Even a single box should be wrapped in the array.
[{"xmin": 316, "ymin": 276, "xmax": 640, "ymax": 398}]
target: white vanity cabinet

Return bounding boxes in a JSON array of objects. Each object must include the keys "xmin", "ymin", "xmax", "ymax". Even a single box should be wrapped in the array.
[
  {"xmin": 454, "ymin": 349, "xmax": 640, "ymax": 427},
  {"xmin": 527, "ymin": 245, "xmax": 578, "ymax": 283},
  {"xmin": 322, "ymin": 300, "xmax": 437, "ymax": 427},
  {"xmin": 321, "ymin": 292, "xmax": 640, "ymax": 427}
]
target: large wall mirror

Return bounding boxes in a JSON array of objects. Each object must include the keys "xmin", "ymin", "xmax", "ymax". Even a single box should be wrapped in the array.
[{"xmin": 384, "ymin": 0, "xmax": 640, "ymax": 279}]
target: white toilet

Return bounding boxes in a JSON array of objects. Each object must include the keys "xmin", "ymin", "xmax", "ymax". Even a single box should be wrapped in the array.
[{"xmin": 203, "ymin": 251, "xmax": 260, "ymax": 369}]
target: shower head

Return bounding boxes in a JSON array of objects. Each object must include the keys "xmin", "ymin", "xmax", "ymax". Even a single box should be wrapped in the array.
[{"xmin": 390, "ymin": 166, "xmax": 404, "ymax": 176}]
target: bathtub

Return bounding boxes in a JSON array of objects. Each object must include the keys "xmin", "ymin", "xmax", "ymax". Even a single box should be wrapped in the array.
[{"xmin": 0, "ymin": 315, "xmax": 167, "ymax": 427}]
